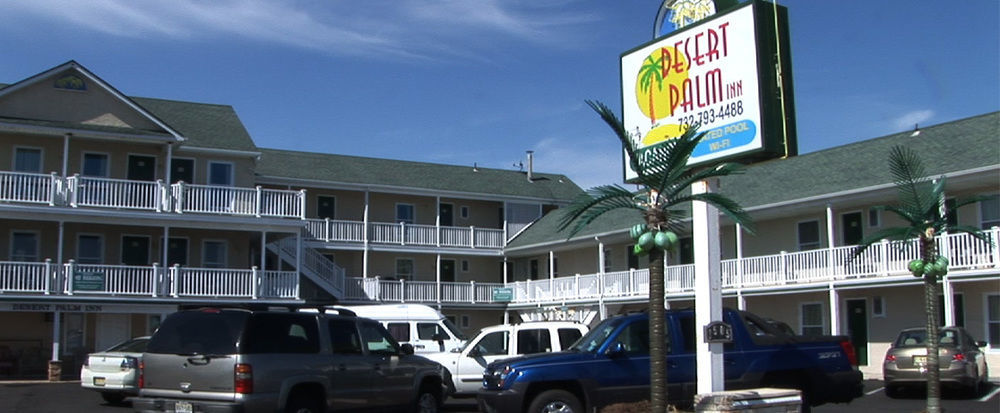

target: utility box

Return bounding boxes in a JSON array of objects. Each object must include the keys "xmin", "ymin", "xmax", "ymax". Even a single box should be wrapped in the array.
[
  {"xmin": 47, "ymin": 360, "xmax": 62, "ymax": 381},
  {"xmin": 694, "ymin": 388, "xmax": 802, "ymax": 413}
]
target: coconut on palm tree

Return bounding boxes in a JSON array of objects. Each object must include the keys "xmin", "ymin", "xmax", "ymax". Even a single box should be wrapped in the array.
[
  {"xmin": 558, "ymin": 100, "xmax": 754, "ymax": 413},
  {"xmin": 852, "ymin": 145, "xmax": 991, "ymax": 413}
]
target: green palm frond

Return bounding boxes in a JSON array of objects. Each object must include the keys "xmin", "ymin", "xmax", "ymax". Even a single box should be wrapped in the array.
[
  {"xmin": 670, "ymin": 192, "xmax": 756, "ymax": 234},
  {"xmin": 852, "ymin": 226, "xmax": 923, "ymax": 258},
  {"xmin": 586, "ymin": 100, "xmax": 640, "ymax": 173},
  {"xmin": 558, "ymin": 185, "xmax": 641, "ymax": 237},
  {"xmin": 888, "ymin": 146, "xmax": 934, "ymax": 213}
]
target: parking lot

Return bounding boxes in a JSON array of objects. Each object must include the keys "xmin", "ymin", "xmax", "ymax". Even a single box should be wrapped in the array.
[{"xmin": 1, "ymin": 379, "xmax": 997, "ymax": 413}]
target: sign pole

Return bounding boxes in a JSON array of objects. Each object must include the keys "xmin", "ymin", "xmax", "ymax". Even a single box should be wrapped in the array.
[{"xmin": 693, "ymin": 178, "xmax": 724, "ymax": 394}]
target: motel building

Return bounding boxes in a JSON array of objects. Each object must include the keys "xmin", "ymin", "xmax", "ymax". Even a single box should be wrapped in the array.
[{"xmin": 0, "ymin": 61, "xmax": 997, "ymax": 381}]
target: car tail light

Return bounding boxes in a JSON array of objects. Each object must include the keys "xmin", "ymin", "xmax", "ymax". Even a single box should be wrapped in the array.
[
  {"xmin": 952, "ymin": 353, "xmax": 966, "ymax": 362},
  {"xmin": 235, "ymin": 363, "xmax": 253, "ymax": 394},
  {"xmin": 884, "ymin": 353, "xmax": 896, "ymax": 362},
  {"xmin": 138, "ymin": 361, "xmax": 144, "ymax": 389},
  {"xmin": 840, "ymin": 340, "xmax": 859, "ymax": 366}
]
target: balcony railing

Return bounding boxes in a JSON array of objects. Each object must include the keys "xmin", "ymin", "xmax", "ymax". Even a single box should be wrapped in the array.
[
  {"xmin": 340, "ymin": 229, "xmax": 999, "ymax": 306},
  {"xmin": 0, "ymin": 260, "xmax": 296, "ymax": 299},
  {"xmin": 0, "ymin": 171, "xmax": 306, "ymax": 219},
  {"xmin": 303, "ymin": 218, "xmax": 505, "ymax": 249}
]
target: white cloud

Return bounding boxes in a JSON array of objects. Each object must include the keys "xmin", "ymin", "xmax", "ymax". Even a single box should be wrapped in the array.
[
  {"xmin": 892, "ymin": 109, "xmax": 935, "ymax": 131},
  {"xmin": 2, "ymin": 0, "xmax": 597, "ymax": 61}
]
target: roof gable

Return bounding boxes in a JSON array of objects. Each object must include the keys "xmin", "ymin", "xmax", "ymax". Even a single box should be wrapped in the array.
[{"xmin": 0, "ymin": 61, "xmax": 183, "ymax": 140}]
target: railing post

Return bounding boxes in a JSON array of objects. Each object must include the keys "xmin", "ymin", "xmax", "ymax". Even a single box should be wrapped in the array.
[
  {"xmin": 374, "ymin": 276, "xmax": 381, "ymax": 301},
  {"xmin": 252, "ymin": 266, "xmax": 260, "ymax": 299},
  {"xmin": 574, "ymin": 273, "xmax": 580, "ymax": 297},
  {"xmin": 400, "ymin": 222, "xmax": 406, "ymax": 245},
  {"xmin": 65, "ymin": 260, "xmax": 76, "ymax": 295},
  {"xmin": 470, "ymin": 226, "xmax": 476, "ymax": 249},
  {"xmin": 255, "ymin": 186, "xmax": 263, "ymax": 218},
  {"xmin": 44, "ymin": 259, "xmax": 52, "ymax": 295},
  {"xmin": 779, "ymin": 251, "xmax": 787, "ymax": 284},
  {"xmin": 68, "ymin": 174, "xmax": 80, "ymax": 207},
  {"xmin": 400, "ymin": 278, "xmax": 406, "ymax": 303},
  {"xmin": 325, "ymin": 217, "xmax": 332, "ymax": 242},
  {"xmin": 154, "ymin": 180, "xmax": 165, "ymax": 212},
  {"xmin": 629, "ymin": 268, "xmax": 635, "ymax": 295},
  {"xmin": 48, "ymin": 172, "xmax": 59, "ymax": 206},
  {"xmin": 879, "ymin": 239, "xmax": 890, "ymax": 276},
  {"xmin": 151, "ymin": 263, "xmax": 159, "ymax": 297},
  {"xmin": 174, "ymin": 182, "xmax": 186, "ymax": 213},
  {"xmin": 171, "ymin": 264, "xmax": 181, "ymax": 297},
  {"xmin": 299, "ymin": 189, "xmax": 307, "ymax": 220},
  {"xmin": 992, "ymin": 227, "xmax": 1000, "ymax": 267}
]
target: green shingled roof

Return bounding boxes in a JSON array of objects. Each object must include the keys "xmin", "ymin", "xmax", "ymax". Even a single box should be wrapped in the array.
[
  {"xmin": 133, "ymin": 97, "xmax": 258, "ymax": 152},
  {"xmin": 256, "ymin": 148, "xmax": 583, "ymax": 202},
  {"xmin": 507, "ymin": 112, "xmax": 1000, "ymax": 249}
]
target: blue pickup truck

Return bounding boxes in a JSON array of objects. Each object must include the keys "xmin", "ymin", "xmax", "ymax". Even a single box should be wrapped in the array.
[{"xmin": 478, "ymin": 308, "xmax": 863, "ymax": 413}]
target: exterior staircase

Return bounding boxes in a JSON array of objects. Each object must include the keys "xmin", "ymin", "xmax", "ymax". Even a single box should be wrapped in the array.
[{"xmin": 267, "ymin": 235, "xmax": 346, "ymax": 298}]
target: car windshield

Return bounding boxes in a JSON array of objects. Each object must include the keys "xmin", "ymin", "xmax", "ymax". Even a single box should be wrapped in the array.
[
  {"xmin": 443, "ymin": 318, "xmax": 468, "ymax": 340},
  {"xmin": 146, "ymin": 309, "xmax": 249, "ymax": 355},
  {"xmin": 106, "ymin": 337, "xmax": 149, "ymax": 353},
  {"xmin": 569, "ymin": 317, "xmax": 626, "ymax": 352},
  {"xmin": 895, "ymin": 329, "xmax": 960, "ymax": 348}
]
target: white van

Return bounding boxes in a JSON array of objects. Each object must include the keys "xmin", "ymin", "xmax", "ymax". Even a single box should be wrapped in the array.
[
  {"xmin": 424, "ymin": 321, "xmax": 588, "ymax": 396},
  {"xmin": 343, "ymin": 304, "xmax": 468, "ymax": 354}
]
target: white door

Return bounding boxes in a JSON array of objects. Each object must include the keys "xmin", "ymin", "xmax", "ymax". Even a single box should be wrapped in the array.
[
  {"xmin": 455, "ymin": 330, "xmax": 510, "ymax": 393},
  {"xmin": 95, "ymin": 314, "xmax": 131, "ymax": 351}
]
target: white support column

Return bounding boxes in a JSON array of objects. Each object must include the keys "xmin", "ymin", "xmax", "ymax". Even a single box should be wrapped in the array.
[
  {"xmin": 503, "ymin": 258, "xmax": 508, "ymax": 284},
  {"xmin": 436, "ymin": 254, "xmax": 442, "ymax": 303},
  {"xmin": 62, "ymin": 133, "xmax": 70, "ymax": 176},
  {"xmin": 260, "ymin": 232, "xmax": 267, "ymax": 271},
  {"xmin": 435, "ymin": 196, "xmax": 441, "ymax": 247},
  {"xmin": 51, "ymin": 311, "xmax": 61, "ymax": 361},
  {"xmin": 829, "ymin": 283, "xmax": 840, "ymax": 335},
  {"xmin": 548, "ymin": 250, "xmax": 555, "ymax": 294},
  {"xmin": 166, "ymin": 143, "xmax": 173, "ymax": 183},
  {"xmin": 57, "ymin": 221, "xmax": 65, "ymax": 267},
  {"xmin": 942, "ymin": 276, "xmax": 955, "ymax": 326},
  {"xmin": 296, "ymin": 231, "xmax": 303, "ymax": 280},
  {"xmin": 735, "ymin": 223, "xmax": 744, "ymax": 290},
  {"xmin": 826, "ymin": 205, "xmax": 836, "ymax": 248},
  {"xmin": 363, "ymin": 191, "xmax": 370, "ymax": 278},
  {"xmin": 596, "ymin": 238, "xmax": 605, "ymax": 276},
  {"xmin": 693, "ymin": 179, "xmax": 723, "ymax": 394}
]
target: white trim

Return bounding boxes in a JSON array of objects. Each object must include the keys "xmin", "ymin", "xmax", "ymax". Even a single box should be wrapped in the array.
[
  {"xmin": 173, "ymin": 146, "xmax": 261, "ymax": 157},
  {"xmin": 207, "ymin": 161, "xmax": 235, "ymax": 186},
  {"xmin": 12, "ymin": 146, "xmax": 44, "ymax": 173}
]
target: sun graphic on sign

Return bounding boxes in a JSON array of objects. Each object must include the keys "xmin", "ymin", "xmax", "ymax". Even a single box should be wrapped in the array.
[{"xmin": 634, "ymin": 46, "xmax": 689, "ymax": 146}]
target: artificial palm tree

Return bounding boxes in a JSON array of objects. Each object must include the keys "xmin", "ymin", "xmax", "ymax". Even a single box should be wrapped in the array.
[
  {"xmin": 852, "ymin": 145, "xmax": 990, "ymax": 413},
  {"xmin": 639, "ymin": 53, "xmax": 665, "ymax": 124},
  {"xmin": 559, "ymin": 100, "xmax": 755, "ymax": 413}
]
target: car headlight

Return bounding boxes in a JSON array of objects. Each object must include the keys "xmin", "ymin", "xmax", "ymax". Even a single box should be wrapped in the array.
[{"xmin": 498, "ymin": 365, "xmax": 519, "ymax": 388}]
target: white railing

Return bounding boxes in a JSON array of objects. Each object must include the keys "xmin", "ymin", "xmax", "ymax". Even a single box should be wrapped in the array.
[
  {"xmin": 302, "ymin": 218, "xmax": 505, "ymax": 249},
  {"xmin": 0, "ymin": 171, "xmax": 306, "ymax": 219},
  {"xmin": 337, "ymin": 229, "xmax": 999, "ymax": 306},
  {"xmin": 69, "ymin": 175, "xmax": 165, "ymax": 211},
  {"xmin": 271, "ymin": 237, "xmax": 345, "ymax": 294},
  {"xmin": 0, "ymin": 171, "xmax": 58, "ymax": 205},
  {"xmin": 0, "ymin": 261, "xmax": 297, "ymax": 299}
]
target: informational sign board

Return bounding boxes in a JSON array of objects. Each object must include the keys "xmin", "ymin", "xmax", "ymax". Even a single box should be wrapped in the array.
[
  {"xmin": 621, "ymin": 0, "xmax": 795, "ymax": 182},
  {"xmin": 492, "ymin": 287, "xmax": 513, "ymax": 303},
  {"xmin": 72, "ymin": 271, "xmax": 106, "ymax": 291}
]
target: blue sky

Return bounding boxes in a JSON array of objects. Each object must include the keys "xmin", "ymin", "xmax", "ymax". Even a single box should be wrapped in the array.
[{"xmin": 1, "ymin": 0, "xmax": 997, "ymax": 189}]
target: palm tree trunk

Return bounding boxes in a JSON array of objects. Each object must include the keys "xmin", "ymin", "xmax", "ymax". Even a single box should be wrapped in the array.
[
  {"xmin": 922, "ymin": 237, "xmax": 941, "ymax": 413},
  {"xmin": 647, "ymin": 210, "xmax": 667, "ymax": 413},
  {"xmin": 649, "ymin": 245, "xmax": 667, "ymax": 413}
]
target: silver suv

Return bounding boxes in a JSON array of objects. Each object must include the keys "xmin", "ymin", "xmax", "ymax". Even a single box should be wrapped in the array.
[{"xmin": 133, "ymin": 307, "xmax": 449, "ymax": 413}]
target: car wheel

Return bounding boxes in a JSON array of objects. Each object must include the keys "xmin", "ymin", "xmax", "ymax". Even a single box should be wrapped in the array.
[
  {"xmin": 414, "ymin": 385, "xmax": 440, "ymax": 413},
  {"xmin": 527, "ymin": 390, "xmax": 582, "ymax": 413},
  {"xmin": 285, "ymin": 393, "xmax": 324, "ymax": 413},
  {"xmin": 100, "ymin": 392, "xmax": 126, "ymax": 405}
]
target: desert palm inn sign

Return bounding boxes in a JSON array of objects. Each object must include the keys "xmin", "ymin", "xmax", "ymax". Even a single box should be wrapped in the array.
[{"xmin": 621, "ymin": 0, "xmax": 796, "ymax": 182}]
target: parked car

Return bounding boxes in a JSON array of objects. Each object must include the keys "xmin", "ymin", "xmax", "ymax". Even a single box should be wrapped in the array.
[
  {"xmin": 424, "ymin": 321, "xmax": 588, "ymax": 397},
  {"xmin": 883, "ymin": 326, "xmax": 990, "ymax": 398},
  {"xmin": 133, "ymin": 307, "xmax": 449, "ymax": 413},
  {"xmin": 79, "ymin": 335, "xmax": 150, "ymax": 405},
  {"xmin": 478, "ymin": 309, "xmax": 864, "ymax": 413}
]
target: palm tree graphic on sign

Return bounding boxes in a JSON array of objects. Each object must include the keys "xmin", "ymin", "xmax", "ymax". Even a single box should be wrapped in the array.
[{"xmin": 635, "ymin": 47, "xmax": 689, "ymax": 145}]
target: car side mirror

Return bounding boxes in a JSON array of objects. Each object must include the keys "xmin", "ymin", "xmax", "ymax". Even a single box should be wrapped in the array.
[
  {"xmin": 976, "ymin": 341, "xmax": 987, "ymax": 348},
  {"xmin": 432, "ymin": 333, "xmax": 449, "ymax": 342},
  {"xmin": 467, "ymin": 347, "xmax": 481, "ymax": 357},
  {"xmin": 400, "ymin": 343, "xmax": 415, "ymax": 355}
]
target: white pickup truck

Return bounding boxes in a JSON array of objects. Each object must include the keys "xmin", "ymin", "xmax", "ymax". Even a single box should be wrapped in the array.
[{"xmin": 423, "ymin": 321, "xmax": 588, "ymax": 396}]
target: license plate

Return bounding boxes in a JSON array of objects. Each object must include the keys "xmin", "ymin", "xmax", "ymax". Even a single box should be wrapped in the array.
[
  {"xmin": 175, "ymin": 401, "xmax": 193, "ymax": 413},
  {"xmin": 93, "ymin": 377, "xmax": 105, "ymax": 386},
  {"xmin": 913, "ymin": 355, "xmax": 927, "ymax": 365}
]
